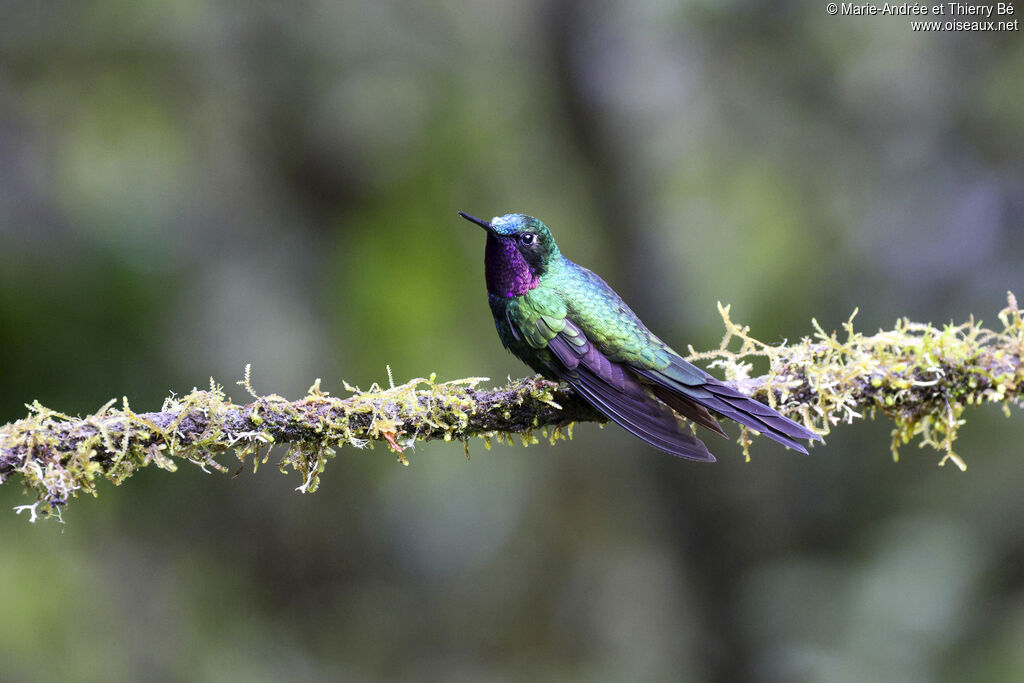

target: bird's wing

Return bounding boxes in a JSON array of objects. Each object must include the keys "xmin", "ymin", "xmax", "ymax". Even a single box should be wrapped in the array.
[
  {"xmin": 554, "ymin": 261, "xmax": 820, "ymax": 453},
  {"xmin": 508, "ymin": 292, "xmax": 714, "ymax": 461}
]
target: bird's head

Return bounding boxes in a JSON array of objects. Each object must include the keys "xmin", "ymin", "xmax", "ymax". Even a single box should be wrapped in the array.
[{"xmin": 459, "ymin": 212, "xmax": 562, "ymax": 297}]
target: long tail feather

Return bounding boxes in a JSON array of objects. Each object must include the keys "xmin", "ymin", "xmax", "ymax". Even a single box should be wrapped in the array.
[
  {"xmin": 635, "ymin": 356, "xmax": 821, "ymax": 453},
  {"xmin": 650, "ymin": 385, "xmax": 728, "ymax": 438}
]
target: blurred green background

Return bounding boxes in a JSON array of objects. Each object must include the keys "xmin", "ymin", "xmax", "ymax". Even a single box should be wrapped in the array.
[{"xmin": 2, "ymin": 2, "xmax": 1023, "ymax": 681}]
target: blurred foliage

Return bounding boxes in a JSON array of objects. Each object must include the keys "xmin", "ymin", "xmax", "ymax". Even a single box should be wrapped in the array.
[{"xmin": 0, "ymin": 1, "xmax": 1022, "ymax": 681}]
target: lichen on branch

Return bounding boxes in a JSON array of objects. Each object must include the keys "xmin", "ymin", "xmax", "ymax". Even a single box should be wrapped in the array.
[
  {"xmin": 1, "ymin": 293, "xmax": 1021, "ymax": 522},
  {"xmin": 694, "ymin": 292, "xmax": 1023, "ymax": 469}
]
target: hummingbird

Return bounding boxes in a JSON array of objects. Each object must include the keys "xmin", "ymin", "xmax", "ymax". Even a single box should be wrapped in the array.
[{"xmin": 459, "ymin": 211, "xmax": 821, "ymax": 461}]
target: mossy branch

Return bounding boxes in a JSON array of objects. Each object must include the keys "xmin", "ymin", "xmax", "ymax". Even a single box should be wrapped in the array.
[{"xmin": 2, "ymin": 294, "xmax": 1022, "ymax": 522}]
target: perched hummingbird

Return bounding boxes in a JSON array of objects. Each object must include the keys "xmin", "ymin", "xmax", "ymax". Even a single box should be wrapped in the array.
[{"xmin": 459, "ymin": 211, "xmax": 821, "ymax": 461}]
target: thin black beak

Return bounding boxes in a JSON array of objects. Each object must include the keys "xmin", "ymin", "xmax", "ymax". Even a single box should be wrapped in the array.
[{"xmin": 458, "ymin": 211, "xmax": 492, "ymax": 232}]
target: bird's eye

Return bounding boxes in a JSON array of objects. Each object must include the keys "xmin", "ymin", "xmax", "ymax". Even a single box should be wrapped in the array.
[{"xmin": 520, "ymin": 233, "xmax": 536, "ymax": 245}]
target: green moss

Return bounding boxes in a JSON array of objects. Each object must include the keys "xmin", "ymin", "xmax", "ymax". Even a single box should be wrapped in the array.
[
  {"xmin": 1, "ymin": 294, "xmax": 1021, "ymax": 521},
  {"xmin": 689, "ymin": 292, "xmax": 1023, "ymax": 470}
]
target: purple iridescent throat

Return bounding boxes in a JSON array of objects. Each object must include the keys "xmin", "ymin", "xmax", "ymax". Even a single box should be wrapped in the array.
[{"xmin": 484, "ymin": 235, "xmax": 539, "ymax": 298}]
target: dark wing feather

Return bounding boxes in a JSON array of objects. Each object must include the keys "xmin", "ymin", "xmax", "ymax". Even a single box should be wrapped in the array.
[
  {"xmin": 649, "ymin": 384, "xmax": 727, "ymax": 438},
  {"xmin": 634, "ymin": 355, "xmax": 822, "ymax": 454},
  {"xmin": 545, "ymin": 325, "xmax": 715, "ymax": 462}
]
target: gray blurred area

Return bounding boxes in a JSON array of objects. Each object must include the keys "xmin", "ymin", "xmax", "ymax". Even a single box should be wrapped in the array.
[{"xmin": 1, "ymin": 2, "xmax": 1022, "ymax": 681}]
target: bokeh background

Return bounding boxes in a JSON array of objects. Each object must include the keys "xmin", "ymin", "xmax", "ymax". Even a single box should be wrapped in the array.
[{"xmin": 2, "ymin": 2, "xmax": 1023, "ymax": 681}]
